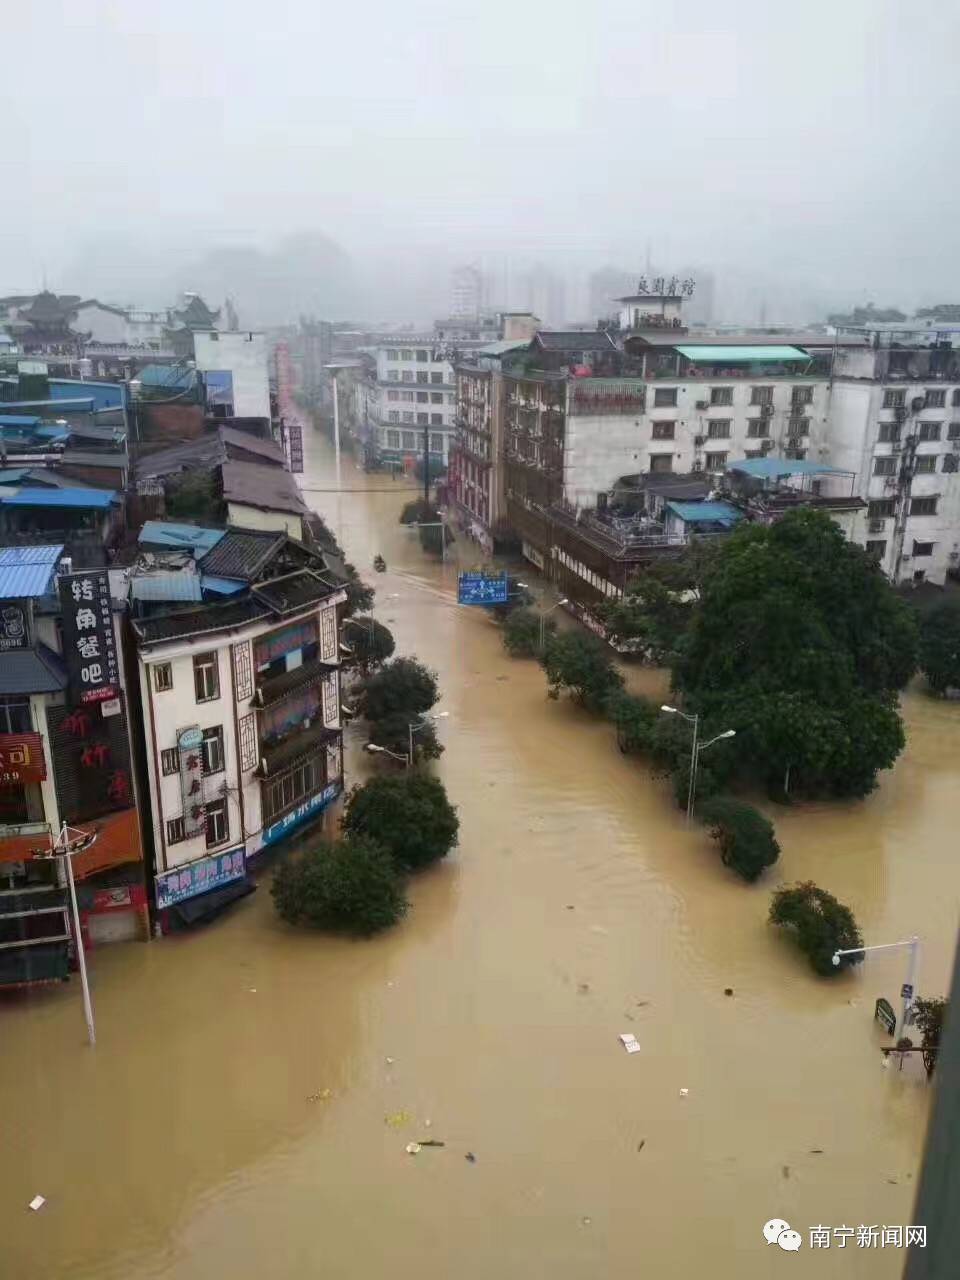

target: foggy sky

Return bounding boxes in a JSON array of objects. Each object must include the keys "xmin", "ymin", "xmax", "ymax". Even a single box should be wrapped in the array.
[{"xmin": 3, "ymin": 1, "xmax": 958, "ymax": 325}]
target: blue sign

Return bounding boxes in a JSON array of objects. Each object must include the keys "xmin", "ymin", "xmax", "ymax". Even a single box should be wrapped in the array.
[
  {"xmin": 156, "ymin": 846, "xmax": 245, "ymax": 909},
  {"xmin": 458, "ymin": 572, "xmax": 509, "ymax": 606},
  {"xmin": 261, "ymin": 781, "xmax": 341, "ymax": 849}
]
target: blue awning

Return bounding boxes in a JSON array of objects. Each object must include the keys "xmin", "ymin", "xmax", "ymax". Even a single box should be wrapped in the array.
[
  {"xmin": 665, "ymin": 500, "xmax": 742, "ymax": 526},
  {"xmin": 728, "ymin": 458, "xmax": 849, "ymax": 480},
  {"xmin": 675, "ymin": 345, "xmax": 811, "ymax": 362},
  {"xmin": 0, "ymin": 487, "xmax": 116, "ymax": 509}
]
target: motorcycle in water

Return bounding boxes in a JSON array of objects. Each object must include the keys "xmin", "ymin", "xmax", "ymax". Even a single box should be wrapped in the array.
[{"xmin": 373, "ymin": 555, "xmax": 387, "ymax": 573}]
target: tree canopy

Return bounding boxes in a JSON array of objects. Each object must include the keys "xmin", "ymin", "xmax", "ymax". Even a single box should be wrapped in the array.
[
  {"xmin": 345, "ymin": 617, "xmax": 395, "ymax": 673},
  {"xmin": 367, "ymin": 711, "xmax": 443, "ymax": 761},
  {"xmin": 769, "ymin": 881, "xmax": 863, "ymax": 976},
  {"xmin": 502, "ymin": 606, "xmax": 554, "ymax": 657},
  {"xmin": 359, "ymin": 657, "xmax": 439, "ymax": 722},
  {"xmin": 919, "ymin": 601, "xmax": 960, "ymax": 695},
  {"xmin": 699, "ymin": 797, "xmax": 780, "ymax": 882},
  {"xmin": 271, "ymin": 835, "xmax": 408, "ymax": 935},
  {"xmin": 674, "ymin": 509, "xmax": 917, "ymax": 797},
  {"xmin": 540, "ymin": 630, "xmax": 624, "ymax": 712},
  {"xmin": 344, "ymin": 774, "xmax": 459, "ymax": 871}
]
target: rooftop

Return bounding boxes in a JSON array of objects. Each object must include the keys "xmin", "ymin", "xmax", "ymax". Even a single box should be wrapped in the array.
[
  {"xmin": 665, "ymin": 500, "xmax": 742, "ymax": 526},
  {"xmin": 219, "ymin": 426, "xmax": 285, "ymax": 466},
  {"xmin": 534, "ymin": 331, "xmax": 618, "ymax": 353},
  {"xmin": 0, "ymin": 645, "xmax": 67, "ymax": 694},
  {"xmin": 0, "ymin": 544, "xmax": 64, "ymax": 598},
  {"xmin": 674, "ymin": 344, "xmax": 811, "ymax": 363},
  {"xmin": 252, "ymin": 570, "xmax": 339, "ymax": 617},
  {"xmin": 728, "ymin": 458, "xmax": 851, "ymax": 481},
  {"xmin": 132, "ymin": 596, "xmax": 270, "ymax": 645},
  {"xmin": 138, "ymin": 521, "xmax": 226, "ymax": 554},
  {"xmin": 197, "ymin": 528, "xmax": 286, "ymax": 581},
  {"xmin": 221, "ymin": 459, "xmax": 306, "ymax": 516},
  {"xmin": 0, "ymin": 487, "xmax": 116, "ymax": 510}
]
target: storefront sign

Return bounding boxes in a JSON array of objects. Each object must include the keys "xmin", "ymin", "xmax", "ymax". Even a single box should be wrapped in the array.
[
  {"xmin": 0, "ymin": 604, "xmax": 27, "ymax": 651},
  {"xmin": 457, "ymin": 572, "xmax": 509, "ymax": 605},
  {"xmin": 177, "ymin": 726, "xmax": 206, "ymax": 836},
  {"xmin": 58, "ymin": 571, "xmax": 119, "ymax": 704},
  {"xmin": 0, "ymin": 732, "xmax": 46, "ymax": 783},
  {"xmin": 286, "ymin": 422, "xmax": 304, "ymax": 473},
  {"xmin": 261, "ymin": 781, "xmax": 340, "ymax": 849},
  {"xmin": 156, "ymin": 847, "xmax": 245, "ymax": 910},
  {"xmin": 522, "ymin": 541, "xmax": 545, "ymax": 571}
]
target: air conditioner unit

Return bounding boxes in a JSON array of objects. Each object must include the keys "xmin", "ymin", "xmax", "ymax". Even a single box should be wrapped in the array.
[
  {"xmin": 760, "ymin": 439, "xmax": 773, "ymax": 452},
  {"xmin": 952, "ymin": 440, "xmax": 960, "ymax": 453},
  {"xmin": 695, "ymin": 400, "xmax": 708, "ymax": 410},
  {"xmin": 869, "ymin": 518, "xmax": 886, "ymax": 534},
  {"xmin": 760, "ymin": 403, "xmax": 774, "ymax": 417},
  {"xmin": 911, "ymin": 396, "xmax": 925, "ymax": 412}
]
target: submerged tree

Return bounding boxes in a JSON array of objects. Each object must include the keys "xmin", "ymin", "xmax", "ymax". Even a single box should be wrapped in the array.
[
  {"xmin": 344, "ymin": 774, "xmax": 459, "ymax": 871},
  {"xmin": 344, "ymin": 617, "xmax": 395, "ymax": 673},
  {"xmin": 769, "ymin": 881, "xmax": 863, "ymax": 977},
  {"xmin": 358, "ymin": 657, "xmax": 439, "ymax": 723},
  {"xmin": 540, "ymin": 630, "xmax": 624, "ymax": 712},
  {"xmin": 699, "ymin": 797, "xmax": 780, "ymax": 882},
  {"xmin": 919, "ymin": 601, "xmax": 960, "ymax": 695},
  {"xmin": 271, "ymin": 836, "xmax": 408, "ymax": 935}
]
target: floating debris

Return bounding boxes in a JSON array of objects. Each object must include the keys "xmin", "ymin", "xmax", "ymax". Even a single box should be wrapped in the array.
[
  {"xmin": 619, "ymin": 1033, "xmax": 641, "ymax": 1055},
  {"xmin": 637, "ymin": 1140, "xmax": 646, "ymax": 1152},
  {"xmin": 679, "ymin": 1088, "xmax": 689, "ymax": 1098},
  {"xmin": 465, "ymin": 1152, "xmax": 477, "ymax": 1163},
  {"xmin": 405, "ymin": 1142, "xmax": 422, "ymax": 1155},
  {"xmin": 28, "ymin": 1195, "xmax": 45, "ymax": 1212},
  {"xmin": 724, "ymin": 988, "xmax": 734, "ymax": 997},
  {"xmin": 306, "ymin": 1088, "xmax": 333, "ymax": 1103},
  {"xmin": 385, "ymin": 1111, "xmax": 413, "ymax": 1128}
]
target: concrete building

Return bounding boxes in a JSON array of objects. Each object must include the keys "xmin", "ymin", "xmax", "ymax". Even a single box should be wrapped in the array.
[
  {"xmin": 451, "ymin": 265, "xmax": 483, "ymax": 319},
  {"xmin": 129, "ymin": 525, "xmax": 346, "ymax": 928},
  {"xmin": 193, "ymin": 330, "xmax": 271, "ymax": 422}
]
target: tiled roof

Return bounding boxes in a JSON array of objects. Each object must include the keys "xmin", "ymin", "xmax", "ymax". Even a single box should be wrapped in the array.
[
  {"xmin": 219, "ymin": 427, "xmax": 285, "ymax": 466},
  {"xmin": 221, "ymin": 459, "xmax": 306, "ymax": 515},
  {"xmin": 534, "ymin": 331, "xmax": 618, "ymax": 352},
  {"xmin": 0, "ymin": 645, "xmax": 67, "ymax": 694},
  {"xmin": 132, "ymin": 597, "xmax": 270, "ymax": 645},
  {"xmin": 252, "ymin": 571, "xmax": 339, "ymax": 616},
  {"xmin": 197, "ymin": 528, "xmax": 286, "ymax": 581},
  {"xmin": 0, "ymin": 488, "xmax": 116, "ymax": 510}
]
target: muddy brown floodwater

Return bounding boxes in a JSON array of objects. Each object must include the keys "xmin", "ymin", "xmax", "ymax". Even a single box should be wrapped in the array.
[{"xmin": 3, "ymin": 431, "xmax": 959, "ymax": 1280}]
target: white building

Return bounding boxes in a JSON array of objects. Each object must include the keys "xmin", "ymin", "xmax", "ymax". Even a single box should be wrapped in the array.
[
  {"xmin": 193, "ymin": 330, "xmax": 272, "ymax": 421},
  {"xmin": 131, "ymin": 528, "xmax": 346, "ymax": 926},
  {"xmin": 451, "ymin": 265, "xmax": 483, "ymax": 319}
]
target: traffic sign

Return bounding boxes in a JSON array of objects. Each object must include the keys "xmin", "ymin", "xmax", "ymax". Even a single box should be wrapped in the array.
[
  {"xmin": 458, "ymin": 572, "xmax": 508, "ymax": 606},
  {"xmin": 901, "ymin": 983, "xmax": 914, "ymax": 1000}
]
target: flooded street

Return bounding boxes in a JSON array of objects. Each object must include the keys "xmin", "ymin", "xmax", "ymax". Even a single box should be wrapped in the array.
[{"xmin": 3, "ymin": 429, "xmax": 959, "ymax": 1279}]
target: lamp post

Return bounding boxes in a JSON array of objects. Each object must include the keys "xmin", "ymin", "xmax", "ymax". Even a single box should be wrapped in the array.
[
  {"xmin": 415, "ymin": 521, "xmax": 448, "ymax": 562},
  {"xmin": 539, "ymin": 598, "xmax": 569, "ymax": 651},
  {"xmin": 408, "ymin": 711, "xmax": 449, "ymax": 764},
  {"xmin": 660, "ymin": 706, "xmax": 735, "ymax": 821},
  {"xmin": 34, "ymin": 823, "xmax": 98, "ymax": 1047},
  {"xmin": 364, "ymin": 742, "xmax": 410, "ymax": 768},
  {"xmin": 832, "ymin": 935, "xmax": 922, "ymax": 1042}
]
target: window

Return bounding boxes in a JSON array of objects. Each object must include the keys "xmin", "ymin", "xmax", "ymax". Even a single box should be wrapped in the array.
[
  {"xmin": 429, "ymin": 433, "xmax": 443, "ymax": 452},
  {"xmin": 387, "ymin": 350, "xmax": 398, "ymax": 362},
  {"xmin": 0, "ymin": 697, "xmax": 31, "ymax": 734},
  {"xmin": 911, "ymin": 496, "xmax": 938, "ymax": 516},
  {"xmin": 873, "ymin": 457, "xmax": 897, "ymax": 476},
  {"xmin": 652, "ymin": 421, "xmax": 675, "ymax": 440},
  {"xmin": 653, "ymin": 388, "xmax": 677, "ymax": 407},
  {"xmin": 649, "ymin": 453, "xmax": 673, "ymax": 473},
  {"xmin": 786, "ymin": 447, "xmax": 807, "ymax": 460},
  {"xmin": 744, "ymin": 449, "xmax": 763, "ymax": 459},
  {"xmin": 166, "ymin": 817, "xmax": 185, "ymax": 845},
  {"xmin": 447, "ymin": 394, "xmax": 456, "ymax": 405},
  {"xmin": 205, "ymin": 798, "xmax": 229, "ymax": 848},
  {"xmin": 416, "ymin": 372, "xmax": 429, "ymax": 384},
  {"xmin": 709, "ymin": 387, "xmax": 733, "ymax": 406},
  {"xmin": 865, "ymin": 540, "xmax": 887, "ymax": 559},
  {"xmin": 868, "ymin": 499, "xmax": 896, "ymax": 518},
  {"xmin": 399, "ymin": 349, "xmax": 413, "ymax": 361},
  {"xmin": 387, "ymin": 429, "xmax": 400, "ymax": 447},
  {"xmin": 416, "ymin": 391, "xmax": 428, "ymax": 403},
  {"xmin": 431, "ymin": 372, "xmax": 443, "ymax": 385},
  {"xmin": 788, "ymin": 417, "xmax": 810, "ymax": 437},
  {"xmin": 154, "ymin": 663, "xmax": 173, "ymax": 692},
  {"xmin": 416, "ymin": 349, "xmax": 428, "ymax": 362},
  {"xmin": 193, "ymin": 653, "xmax": 220, "ymax": 702},
  {"xmin": 416, "ymin": 413, "xmax": 428, "ymax": 425},
  {"xmin": 705, "ymin": 451, "xmax": 728, "ymax": 470},
  {"xmin": 750, "ymin": 386, "xmax": 773, "ymax": 405},
  {"xmin": 878, "ymin": 423, "xmax": 901, "ymax": 443},
  {"xmin": 431, "ymin": 413, "xmax": 443, "ymax": 425},
  {"xmin": 707, "ymin": 420, "xmax": 731, "ymax": 439},
  {"xmin": 919, "ymin": 422, "xmax": 942, "ymax": 442},
  {"xmin": 791, "ymin": 386, "xmax": 814, "ymax": 406},
  {"xmin": 925, "ymin": 389, "xmax": 946, "ymax": 408},
  {"xmin": 401, "ymin": 370, "xmax": 413, "ymax": 383},
  {"xmin": 402, "ymin": 431, "xmax": 416, "ymax": 449},
  {"xmin": 883, "ymin": 389, "xmax": 905, "ymax": 409},
  {"xmin": 387, "ymin": 410, "xmax": 399, "ymax": 423},
  {"xmin": 943, "ymin": 454, "xmax": 958, "ymax": 473},
  {"xmin": 201, "ymin": 725, "xmax": 225, "ymax": 774},
  {"xmin": 430, "ymin": 392, "xmax": 443, "ymax": 404},
  {"xmin": 262, "ymin": 757, "xmax": 325, "ymax": 823},
  {"xmin": 914, "ymin": 455, "xmax": 937, "ymax": 474},
  {"xmin": 161, "ymin": 747, "xmax": 180, "ymax": 776},
  {"xmin": 912, "ymin": 541, "xmax": 935, "ymax": 557},
  {"xmin": 402, "ymin": 412, "xmax": 413, "ymax": 423},
  {"xmin": 387, "ymin": 390, "xmax": 399, "ymax": 401},
  {"xmin": 401, "ymin": 391, "xmax": 414, "ymax": 402},
  {"xmin": 953, "ymin": 389, "xmax": 960, "ymax": 407},
  {"xmin": 948, "ymin": 422, "xmax": 960, "ymax": 440},
  {"xmin": 747, "ymin": 419, "xmax": 769, "ymax": 438},
  {"xmin": 388, "ymin": 370, "xmax": 399, "ymax": 381}
]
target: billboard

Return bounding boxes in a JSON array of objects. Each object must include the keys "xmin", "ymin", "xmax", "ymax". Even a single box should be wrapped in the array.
[
  {"xmin": 0, "ymin": 604, "xmax": 28, "ymax": 651},
  {"xmin": 156, "ymin": 847, "xmax": 245, "ymax": 909},
  {"xmin": 0, "ymin": 732, "xmax": 46, "ymax": 784},
  {"xmin": 58, "ymin": 570, "xmax": 119, "ymax": 704},
  {"xmin": 457, "ymin": 572, "xmax": 509, "ymax": 606}
]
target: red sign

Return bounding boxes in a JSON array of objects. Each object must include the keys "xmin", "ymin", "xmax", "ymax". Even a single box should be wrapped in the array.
[{"xmin": 0, "ymin": 732, "xmax": 46, "ymax": 783}]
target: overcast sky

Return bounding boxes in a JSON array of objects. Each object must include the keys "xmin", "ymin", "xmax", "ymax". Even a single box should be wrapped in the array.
[{"xmin": 3, "ymin": 1, "xmax": 958, "ymax": 322}]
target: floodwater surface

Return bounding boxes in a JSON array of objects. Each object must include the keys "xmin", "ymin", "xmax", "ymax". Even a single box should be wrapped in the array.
[{"xmin": 2, "ymin": 431, "xmax": 958, "ymax": 1279}]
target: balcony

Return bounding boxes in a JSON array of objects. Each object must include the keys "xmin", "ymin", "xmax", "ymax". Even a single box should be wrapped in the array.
[
  {"xmin": 257, "ymin": 721, "xmax": 340, "ymax": 778},
  {"xmin": 255, "ymin": 655, "xmax": 338, "ymax": 710}
]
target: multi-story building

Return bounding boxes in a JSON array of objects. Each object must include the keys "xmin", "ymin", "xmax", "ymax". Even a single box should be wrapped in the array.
[{"xmin": 129, "ymin": 524, "xmax": 346, "ymax": 929}]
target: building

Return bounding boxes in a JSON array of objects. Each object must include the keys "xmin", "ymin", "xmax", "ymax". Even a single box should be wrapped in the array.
[
  {"xmin": 193, "ymin": 330, "xmax": 271, "ymax": 422},
  {"xmin": 220, "ymin": 459, "xmax": 308, "ymax": 539},
  {"xmin": 451, "ymin": 265, "xmax": 483, "ymax": 319},
  {"xmin": 128, "ymin": 525, "xmax": 346, "ymax": 928},
  {"xmin": 0, "ymin": 547, "xmax": 148, "ymax": 986}
]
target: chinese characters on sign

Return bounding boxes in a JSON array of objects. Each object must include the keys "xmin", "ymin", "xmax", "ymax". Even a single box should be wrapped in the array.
[
  {"xmin": 0, "ymin": 732, "xmax": 46, "ymax": 783},
  {"xmin": 634, "ymin": 276, "xmax": 696, "ymax": 297},
  {"xmin": 58, "ymin": 571, "xmax": 119, "ymax": 704},
  {"xmin": 155, "ymin": 847, "xmax": 245, "ymax": 909},
  {"xmin": 177, "ymin": 725, "xmax": 206, "ymax": 837},
  {"xmin": 286, "ymin": 422, "xmax": 304, "ymax": 473},
  {"xmin": 457, "ymin": 573, "xmax": 509, "ymax": 606}
]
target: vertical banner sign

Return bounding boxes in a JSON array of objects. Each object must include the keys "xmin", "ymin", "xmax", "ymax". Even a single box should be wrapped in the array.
[
  {"xmin": 286, "ymin": 422, "xmax": 304, "ymax": 473},
  {"xmin": 177, "ymin": 726, "xmax": 206, "ymax": 837},
  {"xmin": 58, "ymin": 571, "xmax": 119, "ymax": 704}
]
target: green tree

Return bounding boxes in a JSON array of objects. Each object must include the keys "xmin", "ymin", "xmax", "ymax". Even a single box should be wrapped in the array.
[
  {"xmin": 359, "ymin": 657, "xmax": 439, "ymax": 722},
  {"xmin": 502, "ymin": 607, "xmax": 554, "ymax": 657},
  {"xmin": 913, "ymin": 996, "xmax": 949, "ymax": 1078},
  {"xmin": 166, "ymin": 472, "xmax": 220, "ymax": 521},
  {"xmin": 769, "ymin": 881, "xmax": 863, "ymax": 976},
  {"xmin": 271, "ymin": 835, "xmax": 408, "ymax": 935},
  {"xmin": 540, "ymin": 631, "xmax": 624, "ymax": 712},
  {"xmin": 674, "ymin": 509, "xmax": 917, "ymax": 797},
  {"xmin": 490, "ymin": 576, "xmax": 533, "ymax": 623},
  {"xmin": 400, "ymin": 498, "xmax": 435, "ymax": 525},
  {"xmin": 699, "ymin": 797, "xmax": 780, "ymax": 882},
  {"xmin": 343, "ymin": 565, "xmax": 375, "ymax": 617},
  {"xmin": 919, "ymin": 601, "xmax": 960, "ymax": 694},
  {"xmin": 604, "ymin": 690, "xmax": 657, "ymax": 753},
  {"xmin": 344, "ymin": 774, "xmax": 459, "ymax": 870},
  {"xmin": 599, "ymin": 547, "xmax": 716, "ymax": 661},
  {"xmin": 367, "ymin": 711, "xmax": 443, "ymax": 762},
  {"xmin": 345, "ymin": 617, "xmax": 395, "ymax": 673}
]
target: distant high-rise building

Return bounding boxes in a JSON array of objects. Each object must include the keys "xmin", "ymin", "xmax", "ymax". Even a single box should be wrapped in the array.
[
  {"xmin": 451, "ymin": 265, "xmax": 483, "ymax": 319},
  {"xmin": 588, "ymin": 267, "xmax": 636, "ymax": 322},
  {"xmin": 517, "ymin": 265, "xmax": 566, "ymax": 327}
]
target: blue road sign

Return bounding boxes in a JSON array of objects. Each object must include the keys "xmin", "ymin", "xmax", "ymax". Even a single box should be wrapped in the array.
[{"xmin": 458, "ymin": 572, "xmax": 509, "ymax": 606}]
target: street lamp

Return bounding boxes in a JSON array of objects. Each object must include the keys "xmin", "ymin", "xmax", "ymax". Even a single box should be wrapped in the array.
[
  {"xmin": 540, "ymin": 598, "xmax": 569, "ymax": 651},
  {"xmin": 832, "ymin": 935, "xmax": 922, "ymax": 1042},
  {"xmin": 364, "ymin": 742, "xmax": 410, "ymax": 768},
  {"xmin": 33, "ymin": 823, "xmax": 98, "ymax": 1047},
  {"xmin": 660, "ymin": 707, "xmax": 735, "ymax": 821},
  {"xmin": 409, "ymin": 711, "xmax": 449, "ymax": 763}
]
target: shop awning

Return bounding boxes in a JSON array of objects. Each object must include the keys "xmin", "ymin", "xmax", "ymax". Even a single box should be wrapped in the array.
[
  {"xmin": 674, "ymin": 345, "xmax": 810, "ymax": 362},
  {"xmin": 169, "ymin": 878, "xmax": 255, "ymax": 926}
]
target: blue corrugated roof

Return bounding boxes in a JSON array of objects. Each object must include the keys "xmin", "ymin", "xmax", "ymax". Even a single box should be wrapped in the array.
[
  {"xmin": 201, "ymin": 575, "xmax": 246, "ymax": 595},
  {"xmin": 0, "ymin": 545, "xmax": 64, "ymax": 598},
  {"xmin": 0, "ymin": 487, "xmax": 116, "ymax": 509},
  {"xmin": 728, "ymin": 458, "xmax": 849, "ymax": 480},
  {"xmin": 675, "ymin": 345, "xmax": 811, "ymax": 362},
  {"xmin": 0, "ymin": 414, "xmax": 42, "ymax": 428},
  {"xmin": 0, "ymin": 545, "xmax": 64, "ymax": 565},
  {"xmin": 138, "ymin": 364, "xmax": 196, "ymax": 390},
  {"xmin": 666, "ymin": 500, "xmax": 742, "ymax": 525},
  {"xmin": 34, "ymin": 425, "xmax": 71, "ymax": 441},
  {"xmin": 0, "ymin": 645, "xmax": 67, "ymax": 693},
  {"xmin": 138, "ymin": 521, "xmax": 226, "ymax": 553},
  {"xmin": 130, "ymin": 574, "xmax": 204, "ymax": 602}
]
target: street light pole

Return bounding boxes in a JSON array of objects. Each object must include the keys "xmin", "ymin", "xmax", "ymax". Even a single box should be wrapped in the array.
[
  {"xmin": 408, "ymin": 711, "xmax": 450, "ymax": 765},
  {"xmin": 832, "ymin": 935, "xmax": 922, "ymax": 1041},
  {"xmin": 364, "ymin": 743, "xmax": 410, "ymax": 768},
  {"xmin": 35, "ymin": 822, "xmax": 98, "ymax": 1047}
]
